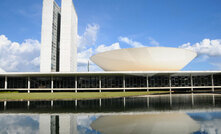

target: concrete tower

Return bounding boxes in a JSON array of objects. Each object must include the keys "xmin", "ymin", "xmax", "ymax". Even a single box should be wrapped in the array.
[
  {"xmin": 60, "ymin": 0, "xmax": 78, "ymax": 72},
  {"xmin": 40, "ymin": 0, "xmax": 78, "ymax": 72},
  {"xmin": 40, "ymin": 0, "xmax": 61, "ymax": 72}
]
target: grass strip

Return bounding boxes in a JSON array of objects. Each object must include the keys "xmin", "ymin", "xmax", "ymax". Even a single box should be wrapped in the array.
[{"xmin": 0, "ymin": 91, "xmax": 170, "ymax": 101}]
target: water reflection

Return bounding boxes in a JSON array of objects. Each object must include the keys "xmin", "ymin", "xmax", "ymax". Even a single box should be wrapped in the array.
[
  {"xmin": 91, "ymin": 113, "xmax": 200, "ymax": 134},
  {"xmin": 0, "ymin": 115, "xmax": 38, "ymax": 134},
  {"xmin": 0, "ymin": 94, "xmax": 221, "ymax": 134},
  {"xmin": 0, "ymin": 112, "xmax": 221, "ymax": 134},
  {"xmin": 0, "ymin": 94, "xmax": 221, "ymax": 113}
]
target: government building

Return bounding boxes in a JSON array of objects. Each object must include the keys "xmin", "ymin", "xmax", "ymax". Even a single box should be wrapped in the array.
[{"xmin": 0, "ymin": 0, "xmax": 220, "ymax": 93}]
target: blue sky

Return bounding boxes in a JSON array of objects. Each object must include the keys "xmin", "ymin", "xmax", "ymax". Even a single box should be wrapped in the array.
[{"xmin": 0, "ymin": 0, "xmax": 221, "ymax": 72}]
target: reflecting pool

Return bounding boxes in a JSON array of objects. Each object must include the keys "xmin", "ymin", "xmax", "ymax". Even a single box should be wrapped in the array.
[{"xmin": 0, "ymin": 94, "xmax": 221, "ymax": 134}]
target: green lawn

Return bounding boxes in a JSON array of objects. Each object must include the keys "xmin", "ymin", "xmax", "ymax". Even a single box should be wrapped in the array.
[{"xmin": 0, "ymin": 91, "xmax": 170, "ymax": 101}]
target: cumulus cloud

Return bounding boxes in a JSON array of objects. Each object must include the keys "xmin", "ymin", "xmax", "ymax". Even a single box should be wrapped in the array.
[
  {"xmin": 77, "ymin": 115, "xmax": 100, "ymax": 134},
  {"xmin": 78, "ymin": 24, "xmax": 100, "ymax": 50},
  {"xmin": 179, "ymin": 39, "xmax": 221, "ymax": 56},
  {"xmin": 78, "ymin": 48, "xmax": 93, "ymax": 67},
  {"xmin": 77, "ymin": 23, "xmax": 107, "ymax": 72},
  {"xmin": 0, "ymin": 35, "xmax": 40, "ymax": 72},
  {"xmin": 148, "ymin": 37, "xmax": 160, "ymax": 46},
  {"xmin": 77, "ymin": 48, "xmax": 102, "ymax": 72},
  {"xmin": 31, "ymin": 57, "xmax": 40, "ymax": 66},
  {"xmin": 119, "ymin": 36, "xmax": 144, "ymax": 48},
  {"xmin": 0, "ymin": 115, "xmax": 39, "ymax": 134},
  {"xmin": 77, "ymin": 23, "xmax": 102, "ymax": 72},
  {"xmin": 196, "ymin": 55, "xmax": 210, "ymax": 62},
  {"xmin": 95, "ymin": 42, "xmax": 120, "ymax": 53},
  {"xmin": 0, "ymin": 67, "xmax": 5, "ymax": 73}
]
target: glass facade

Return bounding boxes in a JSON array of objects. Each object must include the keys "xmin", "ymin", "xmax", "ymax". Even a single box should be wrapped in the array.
[
  {"xmin": 0, "ymin": 77, "xmax": 5, "ymax": 88},
  {"xmin": 7, "ymin": 77, "xmax": 28, "ymax": 88},
  {"xmin": 1, "ymin": 73, "xmax": 221, "ymax": 90},
  {"xmin": 193, "ymin": 75, "xmax": 212, "ymax": 86},
  {"xmin": 149, "ymin": 76, "xmax": 169, "ymax": 87},
  {"xmin": 77, "ymin": 76, "xmax": 99, "ymax": 88},
  {"xmin": 125, "ymin": 75, "xmax": 147, "ymax": 88},
  {"xmin": 51, "ymin": 2, "xmax": 61, "ymax": 72},
  {"xmin": 53, "ymin": 76, "xmax": 75, "ymax": 88},
  {"xmin": 214, "ymin": 75, "xmax": 221, "ymax": 86},
  {"xmin": 101, "ymin": 76, "xmax": 123, "ymax": 88},
  {"xmin": 171, "ymin": 76, "xmax": 191, "ymax": 87},
  {"xmin": 30, "ymin": 77, "xmax": 51, "ymax": 88}
]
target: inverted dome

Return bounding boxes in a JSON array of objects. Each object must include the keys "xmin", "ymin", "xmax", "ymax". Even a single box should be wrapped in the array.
[
  {"xmin": 91, "ymin": 113, "xmax": 200, "ymax": 134},
  {"xmin": 90, "ymin": 47, "xmax": 197, "ymax": 71}
]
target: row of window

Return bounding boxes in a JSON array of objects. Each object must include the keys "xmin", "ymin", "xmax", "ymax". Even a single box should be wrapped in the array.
[{"xmin": 0, "ymin": 75, "xmax": 221, "ymax": 89}]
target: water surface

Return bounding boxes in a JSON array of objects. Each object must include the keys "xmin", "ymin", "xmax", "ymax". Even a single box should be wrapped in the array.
[{"xmin": 0, "ymin": 94, "xmax": 221, "ymax": 134}]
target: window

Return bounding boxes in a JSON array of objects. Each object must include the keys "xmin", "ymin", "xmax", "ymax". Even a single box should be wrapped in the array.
[
  {"xmin": 0, "ymin": 77, "xmax": 5, "ymax": 88},
  {"xmin": 53, "ymin": 76, "xmax": 75, "ymax": 88},
  {"xmin": 101, "ymin": 76, "xmax": 123, "ymax": 88},
  {"xmin": 125, "ymin": 75, "xmax": 147, "ymax": 88},
  {"xmin": 30, "ymin": 77, "xmax": 51, "ymax": 88},
  {"xmin": 7, "ymin": 77, "xmax": 28, "ymax": 88},
  {"xmin": 78, "ymin": 76, "xmax": 99, "ymax": 88}
]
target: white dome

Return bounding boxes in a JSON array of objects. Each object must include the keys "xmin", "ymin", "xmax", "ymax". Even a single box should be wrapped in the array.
[{"xmin": 90, "ymin": 47, "xmax": 197, "ymax": 71}]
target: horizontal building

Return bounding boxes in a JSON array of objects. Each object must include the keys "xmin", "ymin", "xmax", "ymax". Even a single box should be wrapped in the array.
[{"xmin": 0, "ymin": 71, "xmax": 221, "ymax": 93}]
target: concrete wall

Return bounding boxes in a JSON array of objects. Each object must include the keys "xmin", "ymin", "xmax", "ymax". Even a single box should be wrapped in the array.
[
  {"xmin": 40, "ymin": 0, "xmax": 61, "ymax": 72},
  {"xmin": 60, "ymin": 0, "xmax": 78, "ymax": 72}
]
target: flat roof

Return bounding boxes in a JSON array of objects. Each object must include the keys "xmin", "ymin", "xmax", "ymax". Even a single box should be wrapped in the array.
[{"xmin": 0, "ymin": 71, "xmax": 221, "ymax": 77}]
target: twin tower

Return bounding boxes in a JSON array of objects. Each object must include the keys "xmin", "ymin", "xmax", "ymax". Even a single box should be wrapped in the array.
[{"xmin": 40, "ymin": 0, "xmax": 78, "ymax": 72}]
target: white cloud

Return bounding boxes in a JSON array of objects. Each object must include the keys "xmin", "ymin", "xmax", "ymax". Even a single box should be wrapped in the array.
[
  {"xmin": 77, "ymin": 48, "xmax": 102, "ymax": 72},
  {"xmin": 179, "ymin": 39, "xmax": 221, "ymax": 56},
  {"xmin": 78, "ymin": 48, "xmax": 93, "ymax": 67},
  {"xmin": 0, "ymin": 35, "xmax": 40, "ymax": 72},
  {"xmin": 78, "ymin": 24, "xmax": 100, "ymax": 50},
  {"xmin": 211, "ymin": 63, "xmax": 221, "ymax": 70},
  {"xmin": 0, "ymin": 67, "xmax": 5, "ymax": 73},
  {"xmin": 31, "ymin": 57, "xmax": 40, "ymax": 66},
  {"xmin": 77, "ymin": 23, "xmax": 104, "ymax": 72},
  {"xmin": 196, "ymin": 55, "xmax": 210, "ymax": 62},
  {"xmin": 148, "ymin": 37, "xmax": 160, "ymax": 46},
  {"xmin": 0, "ymin": 115, "xmax": 39, "ymax": 134},
  {"xmin": 77, "ymin": 115, "xmax": 100, "ymax": 134},
  {"xmin": 119, "ymin": 36, "xmax": 144, "ymax": 48},
  {"xmin": 95, "ymin": 42, "xmax": 121, "ymax": 53}
]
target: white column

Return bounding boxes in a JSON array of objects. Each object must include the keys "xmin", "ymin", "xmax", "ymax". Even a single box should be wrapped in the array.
[
  {"xmin": 211, "ymin": 74, "xmax": 214, "ymax": 92},
  {"xmin": 75, "ymin": 76, "xmax": 77, "ymax": 93},
  {"xmin": 4, "ymin": 101, "xmax": 6, "ymax": 110},
  {"xmin": 170, "ymin": 93, "xmax": 172, "ymax": 107},
  {"xmin": 99, "ymin": 98, "xmax": 102, "ymax": 107},
  {"xmin": 190, "ymin": 74, "xmax": 193, "ymax": 92},
  {"xmin": 27, "ymin": 101, "xmax": 30, "ymax": 109},
  {"xmin": 51, "ymin": 76, "xmax": 53, "ymax": 93},
  {"xmin": 28, "ymin": 76, "xmax": 30, "ymax": 93},
  {"xmin": 51, "ymin": 100, "xmax": 53, "ymax": 107},
  {"xmin": 4, "ymin": 76, "xmax": 7, "ymax": 90},
  {"xmin": 191, "ymin": 93, "xmax": 194, "ymax": 106},
  {"xmin": 123, "ymin": 97, "xmax": 126, "ymax": 107},
  {"xmin": 99, "ymin": 75, "xmax": 101, "ymax": 92},
  {"xmin": 75, "ymin": 100, "xmax": 77, "ymax": 107},
  {"xmin": 169, "ymin": 76, "xmax": 172, "ymax": 93},
  {"xmin": 213, "ymin": 94, "xmax": 215, "ymax": 106},
  {"xmin": 146, "ymin": 75, "xmax": 149, "ymax": 92},
  {"xmin": 123, "ymin": 75, "xmax": 125, "ymax": 92}
]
